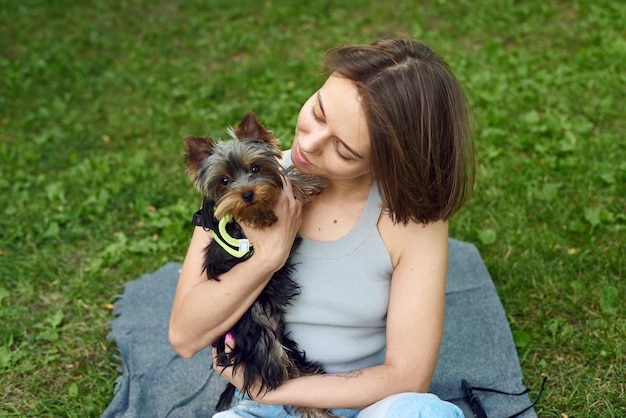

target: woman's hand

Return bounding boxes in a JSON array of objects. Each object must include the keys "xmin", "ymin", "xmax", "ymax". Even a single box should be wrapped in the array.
[{"xmin": 239, "ymin": 177, "xmax": 303, "ymax": 272}]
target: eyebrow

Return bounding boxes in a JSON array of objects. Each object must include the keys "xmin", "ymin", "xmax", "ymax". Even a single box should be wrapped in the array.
[{"xmin": 317, "ymin": 91, "xmax": 365, "ymax": 159}]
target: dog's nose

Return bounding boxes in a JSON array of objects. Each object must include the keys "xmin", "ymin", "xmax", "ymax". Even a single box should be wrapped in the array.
[{"xmin": 242, "ymin": 190, "xmax": 255, "ymax": 203}]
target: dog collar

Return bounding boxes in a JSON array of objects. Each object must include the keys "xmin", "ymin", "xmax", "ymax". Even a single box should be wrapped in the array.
[
  {"xmin": 192, "ymin": 202, "xmax": 253, "ymax": 259},
  {"xmin": 211, "ymin": 214, "xmax": 252, "ymax": 258}
]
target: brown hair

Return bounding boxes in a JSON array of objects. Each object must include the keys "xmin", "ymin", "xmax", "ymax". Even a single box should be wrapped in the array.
[{"xmin": 324, "ymin": 38, "xmax": 475, "ymax": 224}]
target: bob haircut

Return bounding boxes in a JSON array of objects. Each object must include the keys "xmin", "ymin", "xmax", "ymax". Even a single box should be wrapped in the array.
[{"xmin": 324, "ymin": 38, "xmax": 475, "ymax": 225}]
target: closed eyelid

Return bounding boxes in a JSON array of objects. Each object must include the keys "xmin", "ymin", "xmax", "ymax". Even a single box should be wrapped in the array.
[
  {"xmin": 316, "ymin": 91, "xmax": 326, "ymax": 118},
  {"xmin": 334, "ymin": 142, "xmax": 350, "ymax": 161},
  {"xmin": 315, "ymin": 89, "xmax": 364, "ymax": 160},
  {"xmin": 311, "ymin": 102, "xmax": 323, "ymax": 122},
  {"xmin": 337, "ymin": 138, "xmax": 364, "ymax": 160}
]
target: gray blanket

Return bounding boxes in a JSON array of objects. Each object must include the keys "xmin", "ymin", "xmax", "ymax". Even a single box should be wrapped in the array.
[{"xmin": 103, "ymin": 239, "xmax": 536, "ymax": 417}]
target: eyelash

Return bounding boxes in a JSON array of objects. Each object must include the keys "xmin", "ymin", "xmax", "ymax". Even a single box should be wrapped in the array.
[
  {"xmin": 335, "ymin": 148, "xmax": 350, "ymax": 161},
  {"xmin": 311, "ymin": 102, "xmax": 350, "ymax": 161},
  {"xmin": 311, "ymin": 104, "xmax": 323, "ymax": 122}
]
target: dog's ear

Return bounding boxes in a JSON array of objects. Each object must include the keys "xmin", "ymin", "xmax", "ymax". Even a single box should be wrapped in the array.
[
  {"xmin": 183, "ymin": 136, "xmax": 215, "ymax": 169},
  {"xmin": 234, "ymin": 111, "xmax": 281, "ymax": 151}
]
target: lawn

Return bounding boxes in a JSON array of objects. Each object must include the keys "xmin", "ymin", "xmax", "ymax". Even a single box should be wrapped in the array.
[{"xmin": 1, "ymin": 0, "xmax": 624, "ymax": 416}]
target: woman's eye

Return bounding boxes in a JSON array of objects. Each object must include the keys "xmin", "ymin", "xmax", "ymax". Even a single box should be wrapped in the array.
[
  {"xmin": 250, "ymin": 164, "xmax": 261, "ymax": 174},
  {"xmin": 220, "ymin": 177, "xmax": 230, "ymax": 186},
  {"xmin": 334, "ymin": 141, "xmax": 351, "ymax": 161},
  {"xmin": 335, "ymin": 150, "xmax": 350, "ymax": 161},
  {"xmin": 311, "ymin": 105, "xmax": 323, "ymax": 122}
]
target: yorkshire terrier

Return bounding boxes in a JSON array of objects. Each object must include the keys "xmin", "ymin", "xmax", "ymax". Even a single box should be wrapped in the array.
[{"xmin": 184, "ymin": 111, "xmax": 334, "ymax": 417}]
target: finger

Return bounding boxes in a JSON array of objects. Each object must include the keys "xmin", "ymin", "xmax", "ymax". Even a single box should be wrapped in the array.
[
  {"xmin": 282, "ymin": 175, "xmax": 294, "ymax": 194},
  {"xmin": 224, "ymin": 332, "xmax": 234, "ymax": 353},
  {"xmin": 212, "ymin": 346, "xmax": 220, "ymax": 369},
  {"xmin": 282, "ymin": 178, "xmax": 302, "ymax": 214}
]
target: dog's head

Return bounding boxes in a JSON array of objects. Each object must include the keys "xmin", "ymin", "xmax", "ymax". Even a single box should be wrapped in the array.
[{"xmin": 184, "ymin": 111, "xmax": 284, "ymax": 224}]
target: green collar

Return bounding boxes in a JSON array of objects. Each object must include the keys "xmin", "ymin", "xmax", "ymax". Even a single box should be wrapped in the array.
[
  {"xmin": 209, "ymin": 214, "xmax": 253, "ymax": 258},
  {"xmin": 192, "ymin": 202, "xmax": 253, "ymax": 259}
]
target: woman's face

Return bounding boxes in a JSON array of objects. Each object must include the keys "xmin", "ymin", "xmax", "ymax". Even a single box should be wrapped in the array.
[{"xmin": 292, "ymin": 74, "xmax": 371, "ymax": 181}]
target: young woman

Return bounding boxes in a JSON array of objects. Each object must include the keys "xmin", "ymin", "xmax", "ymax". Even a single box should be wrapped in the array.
[{"xmin": 169, "ymin": 38, "xmax": 474, "ymax": 417}]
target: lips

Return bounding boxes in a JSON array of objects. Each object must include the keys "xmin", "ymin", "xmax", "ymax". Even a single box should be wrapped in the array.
[{"xmin": 293, "ymin": 142, "xmax": 312, "ymax": 166}]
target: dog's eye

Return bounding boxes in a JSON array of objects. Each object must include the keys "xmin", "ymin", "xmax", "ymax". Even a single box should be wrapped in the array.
[
  {"xmin": 250, "ymin": 164, "xmax": 261, "ymax": 174},
  {"xmin": 219, "ymin": 177, "xmax": 230, "ymax": 186}
]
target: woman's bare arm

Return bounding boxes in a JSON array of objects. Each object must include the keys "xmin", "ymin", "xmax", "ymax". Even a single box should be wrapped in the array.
[
  {"xmin": 214, "ymin": 219, "xmax": 449, "ymax": 409},
  {"xmin": 169, "ymin": 180, "xmax": 303, "ymax": 358}
]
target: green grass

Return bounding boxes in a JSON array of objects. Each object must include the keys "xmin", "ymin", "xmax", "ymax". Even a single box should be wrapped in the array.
[{"xmin": 1, "ymin": 0, "xmax": 624, "ymax": 416}]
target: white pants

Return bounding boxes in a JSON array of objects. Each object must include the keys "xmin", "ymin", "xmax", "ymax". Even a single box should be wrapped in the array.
[{"xmin": 213, "ymin": 392, "xmax": 463, "ymax": 417}]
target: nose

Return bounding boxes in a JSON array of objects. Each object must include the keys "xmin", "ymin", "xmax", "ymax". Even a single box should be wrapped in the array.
[
  {"xmin": 298, "ymin": 129, "xmax": 327, "ymax": 154},
  {"xmin": 242, "ymin": 190, "xmax": 254, "ymax": 203}
]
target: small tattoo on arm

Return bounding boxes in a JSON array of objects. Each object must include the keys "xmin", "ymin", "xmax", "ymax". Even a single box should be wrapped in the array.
[{"xmin": 328, "ymin": 369, "xmax": 363, "ymax": 380}]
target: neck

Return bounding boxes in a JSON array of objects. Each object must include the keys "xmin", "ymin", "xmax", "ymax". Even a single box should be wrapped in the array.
[
  {"xmin": 324, "ymin": 174, "xmax": 373, "ymax": 199},
  {"xmin": 299, "ymin": 174, "xmax": 374, "ymax": 242}
]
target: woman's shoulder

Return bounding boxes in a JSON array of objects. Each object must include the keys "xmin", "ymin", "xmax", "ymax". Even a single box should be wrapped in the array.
[{"xmin": 378, "ymin": 213, "xmax": 448, "ymax": 268}]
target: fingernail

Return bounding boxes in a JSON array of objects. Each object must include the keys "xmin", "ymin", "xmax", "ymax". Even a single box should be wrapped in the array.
[{"xmin": 225, "ymin": 332, "xmax": 233, "ymax": 343}]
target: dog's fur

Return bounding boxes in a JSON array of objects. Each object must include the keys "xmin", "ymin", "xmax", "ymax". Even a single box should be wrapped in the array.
[{"xmin": 184, "ymin": 111, "xmax": 334, "ymax": 417}]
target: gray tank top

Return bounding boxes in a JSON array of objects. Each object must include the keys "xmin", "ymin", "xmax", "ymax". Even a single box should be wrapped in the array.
[{"xmin": 284, "ymin": 153, "xmax": 393, "ymax": 373}]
